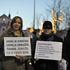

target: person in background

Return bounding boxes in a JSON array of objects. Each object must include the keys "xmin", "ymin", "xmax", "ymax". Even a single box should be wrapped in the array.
[
  {"xmin": 34, "ymin": 21, "xmax": 63, "ymax": 70},
  {"xmin": 26, "ymin": 29, "xmax": 38, "ymax": 70},
  {"xmin": 0, "ymin": 16, "xmax": 30, "ymax": 70},
  {"xmin": 63, "ymin": 29, "xmax": 70, "ymax": 70}
]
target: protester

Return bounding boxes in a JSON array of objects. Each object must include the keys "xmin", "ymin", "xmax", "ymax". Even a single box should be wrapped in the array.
[
  {"xmin": 0, "ymin": 16, "xmax": 30, "ymax": 70},
  {"xmin": 63, "ymin": 29, "xmax": 70, "ymax": 70},
  {"xmin": 26, "ymin": 29, "xmax": 38, "ymax": 70},
  {"xmin": 34, "ymin": 21, "xmax": 63, "ymax": 70}
]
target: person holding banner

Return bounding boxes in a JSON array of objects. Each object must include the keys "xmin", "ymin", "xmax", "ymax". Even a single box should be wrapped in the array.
[
  {"xmin": 34, "ymin": 21, "xmax": 63, "ymax": 70},
  {"xmin": 0, "ymin": 16, "xmax": 30, "ymax": 70}
]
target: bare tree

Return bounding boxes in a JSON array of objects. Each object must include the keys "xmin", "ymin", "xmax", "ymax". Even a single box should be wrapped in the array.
[
  {"xmin": 51, "ymin": 0, "xmax": 65, "ymax": 32},
  {"xmin": 65, "ymin": 7, "xmax": 70, "ymax": 29}
]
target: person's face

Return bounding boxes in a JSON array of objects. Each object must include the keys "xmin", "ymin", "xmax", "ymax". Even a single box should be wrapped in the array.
[
  {"xmin": 12, "ymin": 18, "xmax": 22, "ymax": 31},
  {"xmin": 43, "ymin": 28, "xmax": 52, "ymax": 34}
]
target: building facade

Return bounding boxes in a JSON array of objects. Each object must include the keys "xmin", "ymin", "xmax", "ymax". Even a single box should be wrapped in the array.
[{"xmin": 0, "ymin": 14, "xmax": 11, "ymax": 36}]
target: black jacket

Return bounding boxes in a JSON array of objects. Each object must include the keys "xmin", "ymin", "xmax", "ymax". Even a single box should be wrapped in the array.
[
  {"xmin": 34, "ymin": 32, "xmax": 63, "ymax": 70},
  {"xmin": 39, "ymin": 33, "xmax": 63, "ymax": 42},
  {"xmin": 63, "ymin": 29, "xmax": 70, "ymax": 62}
]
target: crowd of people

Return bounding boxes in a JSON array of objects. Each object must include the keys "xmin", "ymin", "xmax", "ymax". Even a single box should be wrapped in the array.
[{"xmin": 0, "ymin": 16, "xmax": 70, "ymax": 70}]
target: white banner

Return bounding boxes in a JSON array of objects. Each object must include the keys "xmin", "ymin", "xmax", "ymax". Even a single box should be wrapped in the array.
[
  {"xmin": 35, "ymin": 41, "xmax": 62, "ymax": 61},
  {"xmin": 4, "ymin": 37, "xmax": 31, "ymax": 56}
]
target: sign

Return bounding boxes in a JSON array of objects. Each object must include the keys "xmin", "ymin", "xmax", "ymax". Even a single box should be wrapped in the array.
[
  {"xmin": 35, "ymin": 41, "xmax": 62, "ymax": 61},
  {"xmin": 4, "ymin": 37, "xmax": 31, "ymax": 56}
]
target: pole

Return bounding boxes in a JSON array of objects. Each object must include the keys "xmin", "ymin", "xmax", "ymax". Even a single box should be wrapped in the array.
[{"xmin": 33, "ymin": 0, "xmax": 35, "ymax": 29}]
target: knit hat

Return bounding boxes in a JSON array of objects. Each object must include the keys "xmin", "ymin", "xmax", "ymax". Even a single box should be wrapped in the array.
[{"xmin": 43, "ymin": 21, "xmax": 52, "ymax": 29}]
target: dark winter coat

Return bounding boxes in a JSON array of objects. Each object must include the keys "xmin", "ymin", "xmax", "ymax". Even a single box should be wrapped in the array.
[
  {"xmin": 34, "ymin": 32, "xmax": 63, "ymax": 70},
  {"xmin": 63, "ymin": 29, "xmax": 70, "ymax": 62}
]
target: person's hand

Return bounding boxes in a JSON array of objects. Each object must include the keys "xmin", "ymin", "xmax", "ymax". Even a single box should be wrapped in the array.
[{"xmin": 15, "ymin": 55, "xmax": 23, "ymax": 60}]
